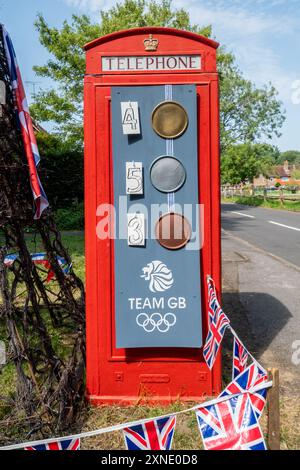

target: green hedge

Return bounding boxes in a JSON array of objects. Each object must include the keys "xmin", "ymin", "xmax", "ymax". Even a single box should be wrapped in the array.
[
  {"xmin": 54, "ymin": 202, "xmax": 84, "ymax": 230},
  {"xmin": 223, "ymin": 195, "xmax": 300, "ymax": 212}
]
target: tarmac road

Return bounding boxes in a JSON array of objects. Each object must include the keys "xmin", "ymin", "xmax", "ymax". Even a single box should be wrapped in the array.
[
  {"xmin": 222, "ymin": 202, "xmax": 300, "ymax": 268},
  {"xmin": 221, "ymin": 202, "xmax": 300, "ymax": 393}
]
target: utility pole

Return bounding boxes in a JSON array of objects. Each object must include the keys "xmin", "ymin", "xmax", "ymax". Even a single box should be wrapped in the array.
[{"xmin": 25, "ymin": 80, "xmax": 41, "ymax": 100}]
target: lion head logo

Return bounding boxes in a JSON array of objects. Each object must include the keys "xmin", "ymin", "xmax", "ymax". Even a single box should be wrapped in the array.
[{"xmin": 141, "ymin": 260, "xmax": 174, "ymax": 293}]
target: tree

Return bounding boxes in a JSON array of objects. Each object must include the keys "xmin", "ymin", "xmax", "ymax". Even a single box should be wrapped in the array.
[
  {"xmin": 31, "ymin": 0, "xmax": 285, "ymax": 151},
  {"xmin": 278, "ymin": 150, "xmax": 300, "ymax": 164},
  {"xmin": 219, "ymin": 63, "xmax": 285, "ymax": 152},
  {"xmin": 291, "ymin": 168, "xmax": 300, "ymax": 180},
  {"xmin": 36, "ymin": 132, "xmax": 84, "ymax": 208},
  {"xmin": 221, "ymin": 143, "xmax": 277, "ymax": 185}
]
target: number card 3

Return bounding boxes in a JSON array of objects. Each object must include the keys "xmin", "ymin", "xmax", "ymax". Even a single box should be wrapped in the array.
[
  {"xmin": 126, "ymin": 162, "xmax": 143, "ymax": 195},
  {"xmin": 127, "ymin": 213, "xmax": 145, "ymax": 246}
]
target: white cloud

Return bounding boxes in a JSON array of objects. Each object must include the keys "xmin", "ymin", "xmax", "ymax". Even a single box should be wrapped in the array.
[
  {"xmin": 173, "ymin": 0, "xmax": 297, "ymax": 37},
  {"xmin": 173, "ymin": 0, "xmax": 299, "ymax": 104},
  {"xmin": 63, "ymin": 0, "xmax": 114, "ymax": 12}
]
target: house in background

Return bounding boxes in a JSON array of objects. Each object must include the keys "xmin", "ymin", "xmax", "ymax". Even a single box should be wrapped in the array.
[{"xmin": 254, "ymin": 160, "xmax": 300, "ymax": 187}]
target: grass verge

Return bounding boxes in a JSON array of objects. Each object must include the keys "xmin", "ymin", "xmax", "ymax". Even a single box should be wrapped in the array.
[{"xmin": 222, "ymin": 195, "xmax": 300, "ymax": 212}]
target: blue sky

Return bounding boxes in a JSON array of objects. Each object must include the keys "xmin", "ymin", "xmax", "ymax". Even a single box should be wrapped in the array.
[{"xmin": 1, "ymin": 0, "xmax": 299, "ymax": 151}]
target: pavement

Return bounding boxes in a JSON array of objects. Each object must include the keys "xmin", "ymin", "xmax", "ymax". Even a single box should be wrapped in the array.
[{"xmin": 221, "ymin": 203, "xmax": 300, "ymax": 393}]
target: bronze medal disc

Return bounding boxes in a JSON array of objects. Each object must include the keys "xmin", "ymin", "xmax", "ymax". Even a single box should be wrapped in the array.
[
  {"xmin": 152, "ymin": 101, "xmax": 189, "ymax": 139},
  {"xmin": 155, "ymin": 213, "xmax": 191, "ymax": 250}
]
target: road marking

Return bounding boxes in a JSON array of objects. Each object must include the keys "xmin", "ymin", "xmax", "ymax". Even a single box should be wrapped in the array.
[
  {"xmin": 231, "ymin": 211, "xmax": 255, "ymax": 219},
  {"xmin": 269, "ymin": 221, "xmax": 300, "ymax": 232}
]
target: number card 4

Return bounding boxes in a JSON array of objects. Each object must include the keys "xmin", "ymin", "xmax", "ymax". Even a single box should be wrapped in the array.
[
  {"xmin": 127, "ymin": 213, "xmax": 145, "ymax": 247},
  {"xmin": 126, "ymin": 162, "xmax": 143, "ymax": 195},
  {"xmin": 121, "ymin": 101, "xmax": 140, "ymax": 135}
]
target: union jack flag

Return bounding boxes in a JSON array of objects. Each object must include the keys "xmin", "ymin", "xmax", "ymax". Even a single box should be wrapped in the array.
[
  {"xmin": 25, "ymin": 438, "xmax": 80, "ymax": 451},
  {"xmin": 123, "ymin": 416, "xmax": 176, "ymax": 450},
  {"xmin": 220, "ymin": 362, "xmax": 268, "ymax": 418},
  {"xmin": 2, "ymin": 26, "xmax": 49, "ymax": 219},
  {"xmin": 203, "ymin": 280, "xmax": 230, "ymax": 369},
  {"xmin": 233, "ymin": 335, "xmax": 249, "ymax": 380},
  {"xmin": 196, "ymin": 393, "xmax": 266, "ymax": 451}
]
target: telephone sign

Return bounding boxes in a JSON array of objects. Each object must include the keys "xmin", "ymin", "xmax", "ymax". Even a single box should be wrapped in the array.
[{"xmin": 84, "ymin": 27, "xmax": 222, "ymax": 405}]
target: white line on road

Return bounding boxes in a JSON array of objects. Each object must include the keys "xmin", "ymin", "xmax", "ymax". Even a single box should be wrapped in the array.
[
  {"xmin": 269, "ymin": 221, "xmax": 300, "ymax": 232},
  {"xmin": 231, "ymin": 211, "xmax": 255, "ymax": 219}
]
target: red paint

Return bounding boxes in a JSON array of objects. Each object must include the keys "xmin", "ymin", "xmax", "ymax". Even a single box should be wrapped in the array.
[{"xmin": 84, "ymin": 27, "xmax": 222, "ymax": 405}]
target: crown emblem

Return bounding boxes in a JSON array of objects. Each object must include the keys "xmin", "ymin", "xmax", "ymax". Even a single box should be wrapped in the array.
[{"xmin": 144, "ymin": 34, "xmax": 159, "ymax": 51}]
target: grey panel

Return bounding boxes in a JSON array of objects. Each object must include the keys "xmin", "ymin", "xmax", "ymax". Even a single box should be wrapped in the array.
[{"xmin": 111, "ymin": 84, "xmax": 202, "ymax": 348}]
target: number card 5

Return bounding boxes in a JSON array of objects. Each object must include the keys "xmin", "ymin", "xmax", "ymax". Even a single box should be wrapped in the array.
[
  {"xmin": 126, "ymin": 162, "xmax": 143, "ymax": 195},
  {"xmin": 127, "ymin": 213, "xmax": 145, "ymax": 247}
]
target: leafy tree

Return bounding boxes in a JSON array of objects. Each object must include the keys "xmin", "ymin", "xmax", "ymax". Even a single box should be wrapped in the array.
[
  {"xmin": 219, "ymin": 64, "xmax": 285, "ymax": 151},
  {"xmin": 278, "ymin": 150, "xmax": 300, "ymax": 164},
  {"xmin": 36, "ymin": 132, "xmax": 84, "ymax": 208},
  {"xmin": 291, "ymin": 168, "xmax": 300, "ymax": 180},
  {"xmin": 221, "ymin": 143, "xmax": 277, "ymax": 185},
  {"xmin": 31, "ymin": 0, "xmax": 285, "ymax": 151}
]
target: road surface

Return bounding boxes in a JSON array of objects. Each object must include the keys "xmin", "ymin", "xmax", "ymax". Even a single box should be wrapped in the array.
[{"xmin": 222, "ymin": 202, "xmax": 300, "ymax": 268}]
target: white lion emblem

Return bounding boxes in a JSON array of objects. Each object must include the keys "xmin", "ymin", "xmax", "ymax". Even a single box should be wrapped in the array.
[{"xmin": 141, "ymin": 260, "xmax": 174, "ymax": 293}]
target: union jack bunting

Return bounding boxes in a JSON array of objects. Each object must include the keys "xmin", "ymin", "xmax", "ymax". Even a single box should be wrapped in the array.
[
  {"xmin": 25, "ymin": 438, "xmax": 80, "ymax": 450},
  {"xmin": 123, "ymin": 416, "xmax": 176, "ymax": 450},
  {"xmin": 196, "ymin": 393, "xmax": 266, "ymax": 451},
  {"xmin": 220, "ymin": 362, "xmax": 269, "ymax": 418},
  {"xmin": 233, "ymin": 335, "xmax": 249, "ymax": 380},
  {"xmin": 4, "ymin": 252, "xmax": 70, "ymax": 282},
  {"xmin": 2, "ymin": 26, "xmax": 49, "ymax": 219},
  {"xmin": 30, "ymin": 253, "xmax": 71, "ymax": 281},
  {"xmin": 3, "ymin": 254, "xmax": 18, "ymax": 267},
  {"xmin": 207, "ymin": 277, "xmax": 219, "ymax": 324},
  {"xmin": 203, "ymin": 282, "xmax": 230, "ymax": 369}
]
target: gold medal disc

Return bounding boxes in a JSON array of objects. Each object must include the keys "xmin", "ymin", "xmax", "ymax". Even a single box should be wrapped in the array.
[{"xmin": 152, "ymin": 101, "xmax": 189, "ymax": 139}]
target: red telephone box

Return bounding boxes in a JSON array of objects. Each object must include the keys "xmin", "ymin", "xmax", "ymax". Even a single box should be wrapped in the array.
[{"xmin": 84, "ymin": 27, "xmax": 221, "ymax": 405}]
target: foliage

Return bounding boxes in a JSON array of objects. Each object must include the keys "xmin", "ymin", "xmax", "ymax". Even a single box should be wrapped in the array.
[
  {"xmin": 31, "ymin": 0, "xmax": 285, "ymax": 151},
  {"xmin": 221, "ymin": 143, "xmax": 277, "ymax": 185},
  {"xmin": 278, "ymin": 150, "xmax": 300, "ymax": 164},
  {"xmin": 36, "ymin": 132, "xmax": 84, "ymax": 208},
  {"xmin": 223, "ymin": 195, "xmax": 300, "ymax": 212},
  {"xmin": 219, "ymin": 62, "xmax": 285, "ymax": 152},
  {"xmin": 291, "ymin": 168, "xmax": 300, "ymax": 180},
  {"xmin": 54, "ymin": 202, "xmax": 84, "ymax": 231}
]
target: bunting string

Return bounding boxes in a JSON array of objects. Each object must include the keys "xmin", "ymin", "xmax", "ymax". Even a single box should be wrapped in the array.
[
  {"xmin": 0, "ymin": 382, "xmax": 272, "ymax": 451},
  {"xmin": 0, "ymin": 275, "xmax": 272, "ymax": 451}
]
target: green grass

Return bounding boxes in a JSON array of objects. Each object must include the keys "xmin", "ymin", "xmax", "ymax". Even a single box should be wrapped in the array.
[
  {"xmin": 81, "ymin": 402, "xmax": 204, "ymax": 450},
  {"xmin": 222, "ymin": 195, "xmax": 300, "ymax": 212},
  {"xmin": 1, "ymin": 232, "xmax": 300, "ymax": 449}
]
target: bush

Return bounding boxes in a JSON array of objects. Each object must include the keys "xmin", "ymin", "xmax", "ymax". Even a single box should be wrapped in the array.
[{"xmin": 54, "ymin": 202, "xmax": 84, "ymax": 230}]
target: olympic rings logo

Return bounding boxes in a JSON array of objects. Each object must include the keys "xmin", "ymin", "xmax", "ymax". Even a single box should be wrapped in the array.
[{"xmin": 136, "ymin": 313, "xmax": 177, "ymax": 333}]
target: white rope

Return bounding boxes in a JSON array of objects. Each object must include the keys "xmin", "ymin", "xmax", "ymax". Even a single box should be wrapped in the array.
[{"xmin": 0, "ymin": 382, "xmax": 272, "ymax": 450}]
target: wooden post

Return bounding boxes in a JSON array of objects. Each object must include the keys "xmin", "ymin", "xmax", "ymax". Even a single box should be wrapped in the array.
[{"xmin": 267, "ymin": 368, "xmax": 280, "ymax": 450}]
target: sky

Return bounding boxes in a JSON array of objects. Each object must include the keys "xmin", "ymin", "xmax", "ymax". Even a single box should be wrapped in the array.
[{"xmin": 0, "ymin": 0, "xmax": 299, "ymax": 151}]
